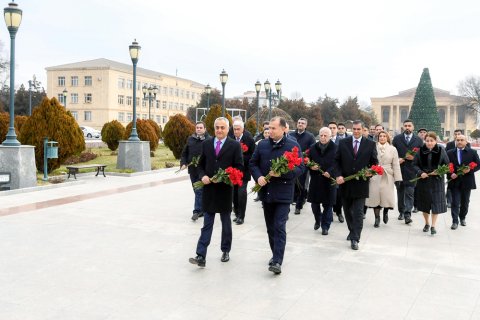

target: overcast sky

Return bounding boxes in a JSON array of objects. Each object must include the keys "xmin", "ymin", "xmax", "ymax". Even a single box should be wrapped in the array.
[{"xmin": 2, "ymin": 0, "xmax": 479, "ymax": 105}]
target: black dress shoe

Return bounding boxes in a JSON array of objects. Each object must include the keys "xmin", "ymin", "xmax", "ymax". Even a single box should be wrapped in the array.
[
  {"xmin": 314, "ymin": 222, "xmax": 320, "ymax": 230},
  {"xmin": 322, "ymin": 229, "xmax": 328, "ymax": 235},
  {"xmin": 233, "ymin": 216, "xmax": 238, "ymax": 222},
  {"xmin": 351, "ymin": 240, "xmax": 359, "ymax": 250},
  {"xmin": 221, "ymin": 252, "xmax": 230, "ymax": 262},
  {"xmin": 405, "ymin": 216, "xmax": 412, "ymax": 224},
  {"xmin": 451, "ymin": 223, "xmax": 458, "ymax": 230},
  {"xmin": 189, "ymin": 255, "xmax": 206, "ymax": 267},
  {"xmin": 268, "ymin": 263, "xmax": 282, "ymax": 274},
  {"xmin": 460, "ymin": 219, "xmax": 467, "ymax": 226},
  {"xmin": 423, "ymin": 224, "xmax": 430, "ymax": 232},
  {"xmin": 412, "ymin": 207, "xmax": 418, "ymax": 213},
  {"xmin": 337, "ymin": 213, "xmax": 345, "ymax": 223},
  {"xmin": 398, "ymin": 213, "xmax": 404, "ymax": 220},
  {"xmin": 383, "ymin": 212, "xmax": 389, "ymax": 224},
  {"xmin": 198, "ymin": 212, "xmax": 204, "ymax": 218},
  {"xmin": 430, "ymin": 227, "xmax": 437, "ymax": 235},
  {"xmin": 294, "ymin": 208, "xmax": 301, "ymax": 215},
  {"xmin": 191, "ymin": 212, "xmax": 199, "ymax": 221},
  {"xmin": 374, "ymin": 216, "xmax": 380, "ymax": 228},
  {"xmin": 236, "ymin": 218, "xmax": 244, "ymax": 225}
]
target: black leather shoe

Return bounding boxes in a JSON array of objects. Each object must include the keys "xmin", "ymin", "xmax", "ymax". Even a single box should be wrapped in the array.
[
  {"xmin": 423, "ymin": 224, "xmax": 430, "ymax": 232},
  {"xmin": 253, "ymin": 196, "xmax": 260, "ymax": 202},
  {"xmin": 268, "ymin": 263, "xmax": 282, "ymax": 274},
  {"xmin": 198, "ymin": 212, "xmax": 204, "ymax": 218},
  {"xmin": 322, "ymin": 229, "xmax": 328, "ymax": 235},
  {"xmin": 351, "ymin": 240, "xmax": 359, "ymax": 250},
  {"xmin": 191, "ymin": 212, "xmax": 199, "ymax": 221},
  {"xmin": 383, "ymin": 212, "xmax": 389, "ymax": 224},
  {"xmin": 233, "ymin": 216, "xmax": 238, "ymax": 222},
  {"xmin": 398, "ymin": 213, "xmax": 404, "ymax": 220},
  {"xmin": 405, "ymin": 216, "xmax": 412, "ymax": 224},
  {"xmin": 189, "ymin": 255, "xmax": 206, "ymax": 267},
  {"xmin": 314, "ymin": 222, "xmax": 320, "ymax": 230},
  {"xmin": 374, "ymin": 216, "xmax": 380, "ymax": 228},
  {"xmin": 268, "ymin": 258, "xmax": 274, "ymax": 266},
  {"xmin": 221, "ymin": 252, "xmax": 230, "ymax": 262},
  {"xmin": 451, "ymin": 223, "xmax": 458, "ymax": 230},
  {"xmin": 337, "ymin": 213, "xmax": 345, "ymax": 223},
  {"xmin": 460, "ymin": 220, "xmax": 466, "ymax": 226},
  {"xmin": 236, "ymin": 218, "xmax": 244, "ymax": 225},
  {"xmin": 294, "ymin": 208, "xmax": 301, "ymax": 215},
  {"xmin": 431, "ymin": 227, "xmax": 437, "ymax": 235}
]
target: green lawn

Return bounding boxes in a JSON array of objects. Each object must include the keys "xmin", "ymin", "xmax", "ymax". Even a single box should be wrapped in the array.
[{"xmin": 41, "ymin": 144, "xmax": 179, "ymax": 179}]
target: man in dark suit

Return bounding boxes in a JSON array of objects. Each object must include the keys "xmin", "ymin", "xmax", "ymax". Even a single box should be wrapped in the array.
[
  {"xmin": 337, "ymin": 122, "xmax": 349, "ymax": 140},
  {"xmin": 232, "ymin": 120, "xmax": 256, "ymax": 225},
  {"xmin": 447, "ymin": 134, "xmax": 480, "ymax": 229},
  {"xmin": 250, "ymin": 116, "xmax": 305, "ymax": 274},
  {"xmin": 180, "ymin": 121, "xmax": 210, "ymax": 221},
  {"xmin": 446, "ymin": 129, "xmax": 471, "ymax": 151},
  {"xmin": 334, "ymin": 120, "xmax": 378, "ymax": 250},
  {"xmin": 290, "ymin": 117, "xmax": 316, "ymax": 215},
  {"xmin": 329, "ymin": 121, "xmax": 340, "ymax": 145},
  {"xmin": 329, "ymin": 121, "xmax": 345, "ymax": 223},
  {"xmin": 228, "ymin": 115, "xmax": 253, "ymax": 140},
  {"xmin": 189, "ymin": 117, "xmax": 243, "ymax": 268},
  {"xmin": 254, "ymin": 121, "xmax": 270, "ymax": 143},
  {"xmin": 392, "ymin": 119, "xmax": 424, "ymax": 224}
]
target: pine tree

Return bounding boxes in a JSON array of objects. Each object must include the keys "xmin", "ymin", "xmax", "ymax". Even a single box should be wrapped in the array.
[{"xmin": 408, "ymin": 68, "xmax": 441, "ymax": 137}]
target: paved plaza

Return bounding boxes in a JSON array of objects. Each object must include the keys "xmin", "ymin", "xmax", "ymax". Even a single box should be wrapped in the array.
[{"xmin": 1, "ymin": 169, "xmax": 480, "ymax": 320}]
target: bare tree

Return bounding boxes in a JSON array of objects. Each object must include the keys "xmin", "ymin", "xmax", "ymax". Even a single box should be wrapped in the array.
[{"xmin": 458, "ymin": 76, "xmax": 480, "ymax": 113}]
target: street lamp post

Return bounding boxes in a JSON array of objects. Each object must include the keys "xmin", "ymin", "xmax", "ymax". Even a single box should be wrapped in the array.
[
  {"xmin": 128, "ymin": 39, "xmax": 141, "ymax": 141},
  {"xmin": 219, "ymin": 69, "xmax": 228, "ymax": 117},
  {"xmin": 275, "ymin": 79, "xmax": 282, "ymax": 104},
  {"xmin": 143, "ymin": 85, "xmax": 158, "ymax": 120},
  {"xmin": 255, "ymin": 80, "xmax": 261, "ymax": 135},
  {"xmin": 264, "ymin": 79, "xmax": 272, "ymax": 121},
  {"xmin": 62, "ymin": 88, "xmax": 68, "ymax": 108},
  {"xmin": 2, "ymin": 1, "xmax": 22, "ymax": 146},
  {"xmin": 205, "ymin": 84, "xmax": 211, "ymax": 114}
]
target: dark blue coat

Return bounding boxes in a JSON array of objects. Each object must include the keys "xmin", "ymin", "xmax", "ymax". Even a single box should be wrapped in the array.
[
  {"xmin": 392, "ymin": 133, "xmax": 424, "ymax": 182},
  {"xmin": 447, "ymin": 147, "xmax": 480, "ymax": 190},
  {"xmin": 180, "ymin": 133, "xmax": 209, "ymax": 175},
  {"xmin": 307, "ymin": 141, "xmax": 338, "ymax": 204},
  {"xmin": 249, "ymin": 136, "xmax": 305, "ymax": 203},
  {"xmin": 290, "ymin": 130, "xmax": 316, "ymax": 152}
]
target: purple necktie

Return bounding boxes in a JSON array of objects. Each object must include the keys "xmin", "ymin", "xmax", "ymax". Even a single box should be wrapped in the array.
[
  {"xmin": 215, "ymin": 140, "xmax": 222, "ymax": 156},
  {"xmin": 354, "ymin": 140, "xmax": 359, "ymax": 156}
]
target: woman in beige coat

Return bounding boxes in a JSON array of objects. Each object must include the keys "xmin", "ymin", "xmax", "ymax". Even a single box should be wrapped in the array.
[{"xmin": 366, "ymin": 131, "xmax": 403, "ymax": 227}]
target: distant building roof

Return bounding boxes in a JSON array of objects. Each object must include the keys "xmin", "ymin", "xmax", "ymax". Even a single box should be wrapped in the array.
[{"xmin": 380, "ymin": 87, "xmax": 461, "ymax": 99}]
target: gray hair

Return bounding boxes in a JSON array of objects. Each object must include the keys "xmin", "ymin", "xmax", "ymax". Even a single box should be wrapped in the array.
[
  {"xmin": 233, "ymin": 120, "xmax": 244, "ymax": 128},
  {"xmin": 214, "ymin": 117, "xmax": 230, "ymax": 129},
  {"xmin": 319, "ymin": 127, "xmax": 332, "ymax": 137}
]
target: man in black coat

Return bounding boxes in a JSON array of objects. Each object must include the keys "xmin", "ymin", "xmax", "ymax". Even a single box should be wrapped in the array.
[
  {"xmin": 232, "ymin": 120, "xmax": 256, "ymax": 225},
  {"xmin": 290, "ymin": 117, "xmax": 316, "ymax": 215},
  {"xmin": 446, "ymin": 129, "xmax": 471, "ymax": 151},
  {"xmin": 392, "ymin": 119, "xmax": 424, "ymax": 224},
  {"xmin": 254, "ymin": 121, "xmax": 270, "ymax": 143},
  {"xmin": 189, "ymin": 117, "xmax": 243, "ymax": 268},
  {"xmin": 250, "ymin": 116, "xmax": 305, "ymax": 274},
  {"xmin": 180, "ymin": 121, "xmax": 209, "ymax": 221},
  {"xmin": 335, "ymin": 120, "xmax": 378, "ymax": 250},
  {"xmin": 330, "ymin": 122, "xmax": 346, "ymax": 223},
  {"xmin": 447, "ymin": 134, "xmax": 480, "ymax": 229}
]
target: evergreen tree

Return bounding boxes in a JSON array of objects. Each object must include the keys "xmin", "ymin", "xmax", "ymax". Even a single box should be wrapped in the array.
[{"xmin": 408, "ymin": 68, "xmax": 441, "ymax": 136}]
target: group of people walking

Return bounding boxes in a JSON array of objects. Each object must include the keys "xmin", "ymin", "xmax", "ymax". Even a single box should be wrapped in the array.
[{"xmin": 181, "ymin": 115, "xmax": 480, "ymax": 275}]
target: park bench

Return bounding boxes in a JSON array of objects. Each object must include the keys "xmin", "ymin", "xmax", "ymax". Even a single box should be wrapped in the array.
[{"xmin": 66, "ymin": 164, "xmax": 107, "ymax": 179}]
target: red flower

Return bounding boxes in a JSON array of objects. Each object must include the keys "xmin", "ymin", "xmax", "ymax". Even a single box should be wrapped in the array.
[
  {"xmin": 240, "ymin": 142, "xmax": 248, "ymax": 153},
  {"xmin": 413, "ymin": 147, "xmax": 419, "ymax": 153},
  {"xmin": 449, "ymin": 163, "xmax": 455, "ymax": 173},
  {"xmin": 304, "ymin": 157, "xmax": 310, "ymax": 164},
  {"xmin": 469, "ymin": 162, "xmax": 478, "ymax": 170},
  {"xmin": 371, "ymin": 165, "xmax": 384, "ymax": 175}
]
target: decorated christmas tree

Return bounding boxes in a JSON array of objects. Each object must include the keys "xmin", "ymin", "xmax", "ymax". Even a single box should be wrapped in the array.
[{"xmin": 408, "ymin": 68, "xmax": 442, "ymax": 137}]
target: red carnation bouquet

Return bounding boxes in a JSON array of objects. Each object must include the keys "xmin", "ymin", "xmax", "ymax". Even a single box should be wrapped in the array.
[
  {"xmin": 240, "ymin": 142, "xmax": 248, "ymax": 153},
  {"xmin": 406, "ymin": 147, "xmax": 420, "ymax": 157},
  {"xmin": 448, "ymin": 161, "xmax": 478, "ymax": 182},
  {"xmin": 332, "ymin": 165, "xmax": 384, "ymax": 186},
  {"xmin": 409, "ymin": 164, "xmax": 450, "ymax": 183},
  {"xmin": 193, "ymin": 166, "xmax": 244, "ymax": 190},
  {"xmin": 251, "ymin": 146, "xmax": 302, "ymax": 193},
  {"xmin": 175, "ymin": 155, "xmax": 201, "ymax": 174}
]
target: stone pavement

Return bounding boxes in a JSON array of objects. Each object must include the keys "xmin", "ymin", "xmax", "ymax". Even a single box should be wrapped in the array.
[{"xmin": 1, "ymin": 169, "xmax": 480, "ymax": 320}]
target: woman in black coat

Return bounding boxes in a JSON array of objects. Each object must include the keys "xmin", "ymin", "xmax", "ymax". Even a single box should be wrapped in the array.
[
  {"xmin": 307, "ymin": 127, "xmax": 338, "ymax": 235},
  {"xmin": 412, "ymin": 131, "xmax": 449, "ymax": 235}
]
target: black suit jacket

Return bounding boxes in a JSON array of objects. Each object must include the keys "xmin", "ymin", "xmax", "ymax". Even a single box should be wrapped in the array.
[
  {"xmin": 446, "ymin": 140, "xmax": 471, "ymax": 151},
  {"xmin": 237, "ymin": 134, "xmax": 255, "ymax": 182},
  {"xmin": 392, "ymin": 133, "xmax": 424, "ymax": 182},
  {"xmin": 447, "ymin": 147, "xmax": 480, "ymax": 190},
  {"xmin": 334, "ymin": 136, "xmax": 378, "ymax": 199},
  {"xmin": 198, "ymin": 137, "xmax": 243, "ymax": 213}
]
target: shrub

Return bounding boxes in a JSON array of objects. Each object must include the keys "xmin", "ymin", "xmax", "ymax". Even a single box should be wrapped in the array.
[
  {"xmin": 14, "ymin": 115, "xmax": 28, "ymax": 133},
  {"xmin": 471, "ymin": 129, "xmax": 480, "ymax": 139},
  {"xmin": 204, "ymin": 104, "xmax": 233, "ymax": 136},
  {"xmin": 63, "ymin": 151, "xmax": 97, "ymax": 165},
  {"xmin": 0, "ymin": 112, "xmax": 12, "ymax": 142},
  {"xmin": 163, "ymin": 114, "xmax": 195, "ymax": 159},
  {"xmin": 124, "ymin": 119, "xmax": 159, "ymax": 151},
  {"xmin": 18, "ymin": 97, "xmax": 85, "ymax": 172},
  {"xmin": 245, "ymin": 118, "xmax": 257, "ymax": 136},
  {"xmin": 101, "ymin": 120, "xmax": 125, "ymax": 151},
  {"xmin": 147, "ymin": 119, "xmax": 162, "ymax": 140}
]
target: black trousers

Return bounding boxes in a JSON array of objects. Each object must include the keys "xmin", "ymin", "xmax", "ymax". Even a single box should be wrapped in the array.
[
  {"xmin": 334, "ymin": 187, "xmax": 343, "ymax": 216},
  {"xmin": 263, "ymin": 202, "xmax": 290, "ymax": 265},
  {"xmin": 294, "ymin": 172, "xmax": 309, "ymax": 209},
  {"xmin": 342, "ymin": 197, "xmax": 366, "ymax": 241},
  {"xmin": 196, "ymin": 212, "xmax": 232, "ymax": 258},
  {"xmin": 396, "ymin": 182, "xmax": 415, "ymax": 218},
  {"xmin": 450, "ymin": 187, "xmax": 471, "ymax": 223},
  {"xmin": 233, "ymin": 183, "xmax": 248, "ymax": 219}
]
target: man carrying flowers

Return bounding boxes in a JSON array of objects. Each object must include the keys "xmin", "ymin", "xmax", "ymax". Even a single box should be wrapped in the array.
[
  {"xmin": 249, "ymin": 116, "xmax": 305, "ymax": 274},
  {"xmin": 189, "ymin": 117, "xmax": 243, "ymax": 268},
  {"xmin": 446, "ymin": 134, "xmax": 480, "ymax": 230}
]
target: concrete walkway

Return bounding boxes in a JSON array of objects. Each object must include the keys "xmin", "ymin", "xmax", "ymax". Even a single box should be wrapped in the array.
[{"xmin": 0, "ymin": 169, "xmax": 479, "ymax": 320}]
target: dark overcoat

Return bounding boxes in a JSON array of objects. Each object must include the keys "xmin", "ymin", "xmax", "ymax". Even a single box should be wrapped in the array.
[
  {"xmin": 238, "ymin": 133, "xmax": 256, "ymax": 182},
  {"xmin": 180, "ymin": 133, "xmax": 209, "ymax": 175},
  {"xmin": 392, "ymin": 133, "xmax": 424, "ymax": 182},
  {"xmin": 307, "ymin": 140, "xmax": 338, "ymax": 204},
  {"xmin": 197, "ymin": 137, "xmax": 243, "ymax": 213},
  {"xmin": 334, "ymin": 136, "xmax": 378, "ymax": 199},
  {"xmin": 249, "ymin": 136, "xmax": 305, "ymax": 203},
  {"xmin": 447, "ymin": 147, "xmax": 480, "ymax": 190}
]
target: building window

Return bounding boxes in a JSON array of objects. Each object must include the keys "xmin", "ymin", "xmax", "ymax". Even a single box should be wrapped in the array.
[
  {"xmin": 84, "ymin": 76, "xmax": 92, "ymax": 86},
  {"xmin": 71, "ymin": 93, "xmax": 78, "ymax": 104},
  {"xmin": 156, "ymin": 100, "xmax": 160, "ymax": 109},
  {"xmin": 438, "ymin": 108, "xmax": 446, "ymax": 123},
  {"xmin": 118, "ymin": 78, "xmax": 125, "ymax": 89},
  {"xmin": 162, "ymin": 116, "xmax": 167, "ymax": 123},
  {"xmin": 186, "ymin": 91, "xmax": 190, "ymax": 99},
  {"xmin": 136, "ymin": 97, "xmax": 140, "ymax": 106},
  {"xmin": 163, "ymin": 87, "xmax": 167, "ymax": 95},
  {"xmin": 457, "ymin": 106, "xmax": 466, "ymax": 124},
  {"xmin": 180, "ymin": 90, "xmax": 184, "ymax": 98},
  {"xmin": 169, "ymin": 102, "xmax": 173, "ymax": 109},
  {"xmin": 126, "ymin": 79, "xmax": 133, "ymax": 89},
  {"xmin": 192, "ymin": 92, "xmax": 196, "ymax": 100},
  {"xmin": 84, "ymin": 93, "xmax": 92, "ymax": 103},
  {"xmin": 58, "ymin": 94, "xmax": 65, "ymax": 104},
  {"xmin": 162, "ymin": 101, "xmax": 167, "ymax": 109},
  {"xmin": 175, "ymin": 89, "xmax": 179, "ymax": 97},
  {"xmin": 180, "ymin": 103, "xmax": 184, "ymax": 110},
  {"xmin": 127, "ymin": 113, "xmax": 132, "ymax": 122},
  {"xmin": 174, "ymin": 103, "xmax": 178, "ymax": 110},
  {"xmin": 400, "ymin": 108, "xmax": 408, "ymax": 123},
  {"xmin": 156, "ymin": 115, "xmax": 161, "ymax": 123},
  {"xmin": 84, "ymin": 111, "xmax": 92, "ymax": 121},
  {"xmin": 118, "ymin": 112, "xmax": 125, "ymax": 122},
  {"xmin": 58, "ymin": 76, "xmax": 65, "ymax": 87},
  {"xmin": 71, "ymin": 76, "xmax": 78, "ymax": 87},
  {"xmin": 142, "ymin": 99, "xmax": 147, "ymax": 107},
  {"xmin": 169, "ymin": 88, "xmax": 174, "ymax": 96},
  {"xmin": 382, "ymin": 106, "xmax": 390, "ymax": 123},
  {"xmin": 71, "ymin": 111, "xmax": 78, "ymax": 120},
  {"xmin": 118, "ymin": 95, "xmax": 124, "ymax": 105},
  {"xmin": 126, "ymin": 96, "xmax": 132, "ymax": 106}
]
